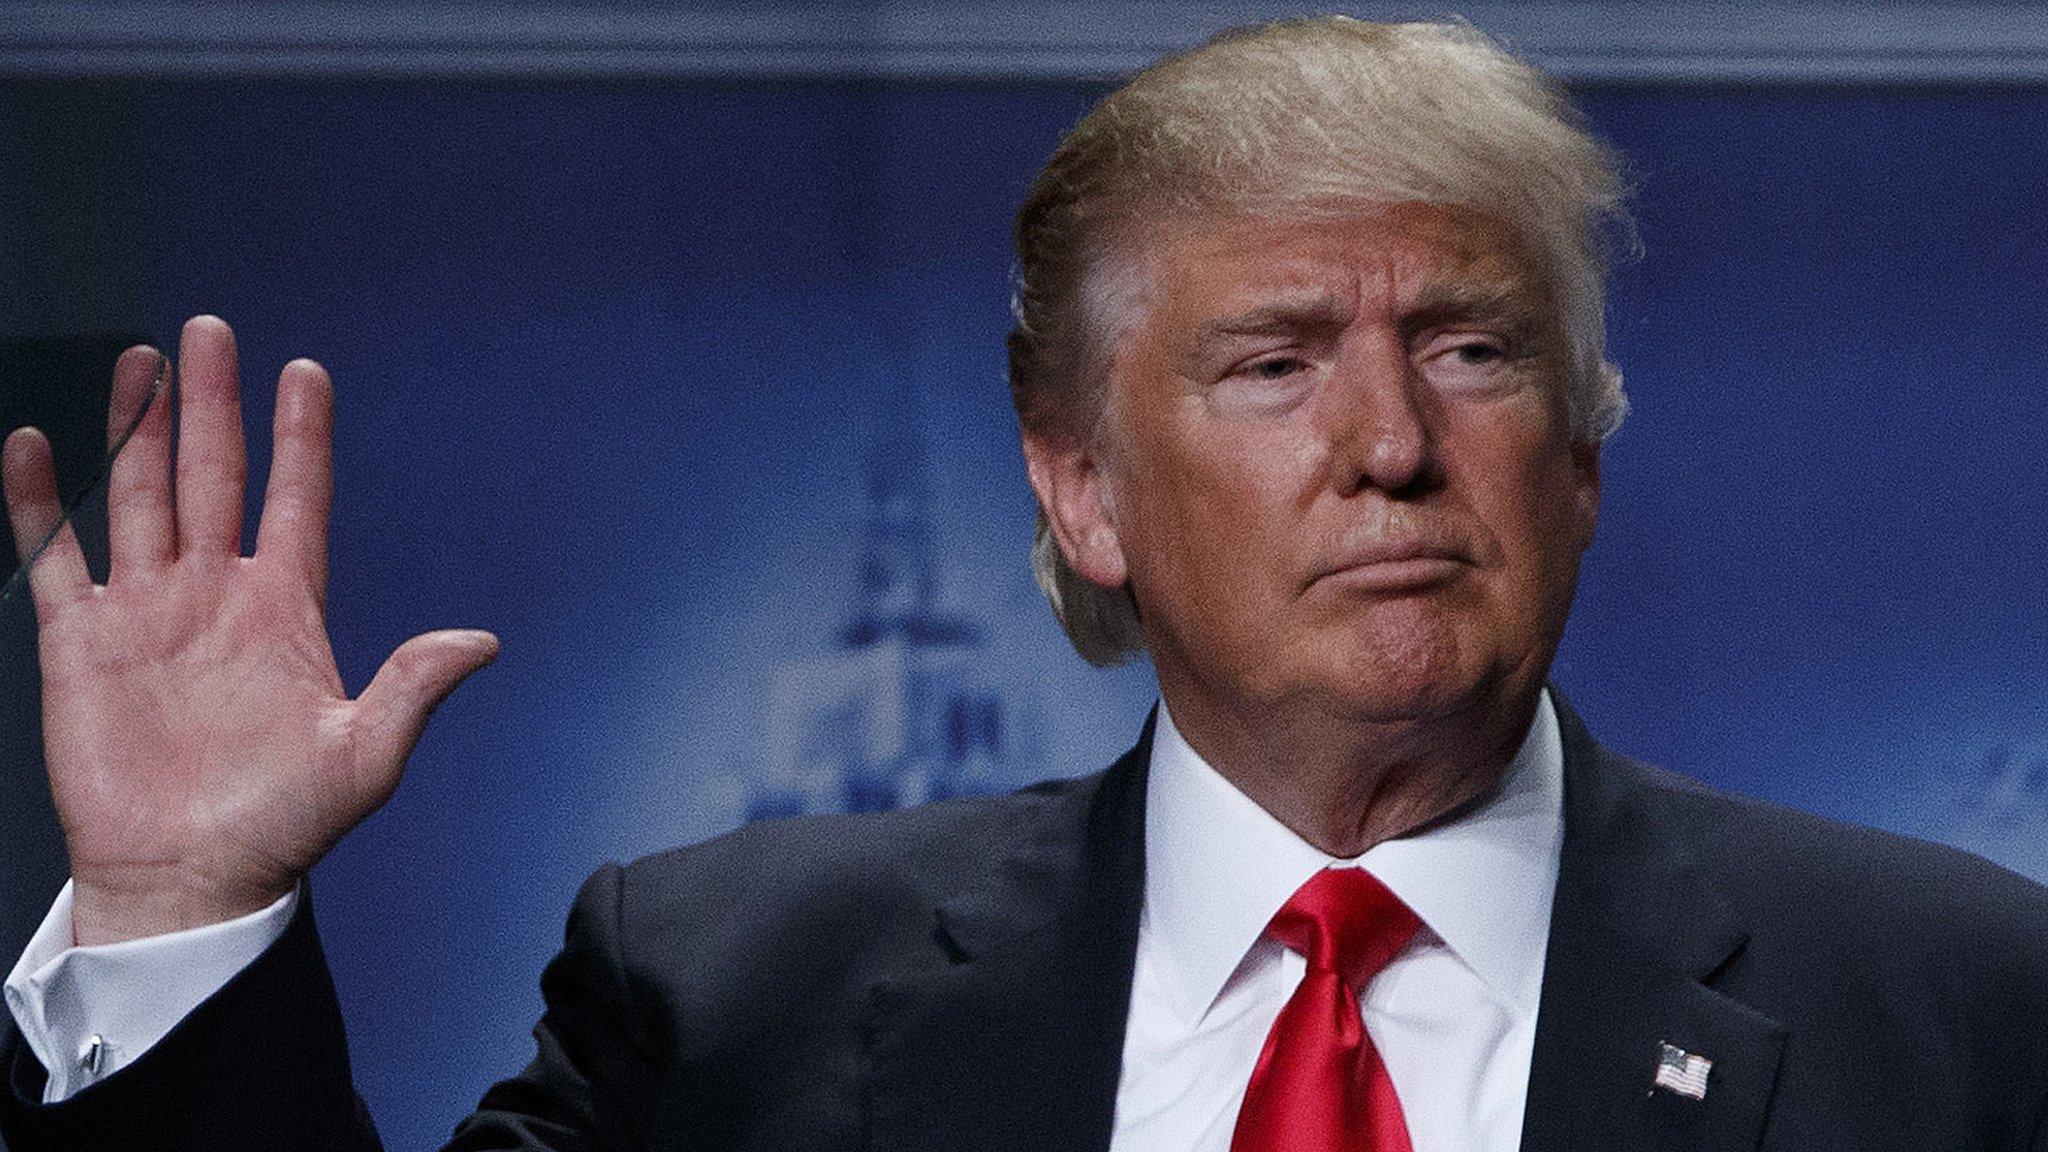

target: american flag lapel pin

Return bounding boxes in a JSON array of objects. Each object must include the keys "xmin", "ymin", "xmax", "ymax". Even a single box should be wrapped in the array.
[{"xmin": 1654, "ymin": 1041, "xmax": 1712, "ymax": 1100}]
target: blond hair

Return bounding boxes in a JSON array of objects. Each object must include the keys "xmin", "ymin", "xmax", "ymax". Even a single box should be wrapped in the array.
[{"xmin": 1008, "ymin": 16, "xmax": 1633, "ymax": 666}]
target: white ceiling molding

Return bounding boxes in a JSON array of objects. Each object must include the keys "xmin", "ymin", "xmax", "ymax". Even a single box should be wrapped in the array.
[{"xmin": 3, "ymin": 3, "xmax": 2048, "ymax": 84}]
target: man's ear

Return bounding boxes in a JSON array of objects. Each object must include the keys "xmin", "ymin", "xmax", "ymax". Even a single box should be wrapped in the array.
[
  {"xmin": 1570, "ymin": 438, "xmax": 1601, "ymax": 553},
  {"xmin": 1021, "ymin": 429, "xmax": 1129, "ymax": 589}
]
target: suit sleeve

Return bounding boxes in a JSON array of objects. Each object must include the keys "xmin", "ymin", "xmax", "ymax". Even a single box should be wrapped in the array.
[
  {"xmin": 0, "ymin": 882, "xmax": 381, "ymax": 1151},
  {"xmin": 445, "ymin": 861, "xmax": 664, "ymax": 1152},
  {"xmin": 0, "ymin": 864, "xmax": 660, "ymax": 1152}
]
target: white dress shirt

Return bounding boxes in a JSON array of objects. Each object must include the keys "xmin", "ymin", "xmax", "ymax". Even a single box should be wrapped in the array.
[
  {"xmin": 5, "ymin": 879, "xmax": 297, "ymax": 1100},
  {"xmin": 7, "ymin": 693, "xmax": 1562, "ymax": 1125},
  {"xmin": 1109, "ymin": 691, "xmax": 1564, "ymax": 1152}
]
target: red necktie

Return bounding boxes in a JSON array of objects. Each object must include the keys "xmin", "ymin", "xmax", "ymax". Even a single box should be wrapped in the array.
[{"xmin": 1230, "ymin": 867, "xmax": 1422, "ymax": 1152}]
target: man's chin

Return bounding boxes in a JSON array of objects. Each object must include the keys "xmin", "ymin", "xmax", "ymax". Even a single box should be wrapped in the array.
[
  {"xmin": 1298, "ymin": 626, "xmax": 1530, "ymax": 729},
  {"xmin": 1314, "ymin": 678, "xmax": 1488, "ymax": 726}
]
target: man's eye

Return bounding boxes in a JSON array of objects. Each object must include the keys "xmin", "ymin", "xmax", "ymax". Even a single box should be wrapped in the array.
[
  {"xmin": 1246, "ymin": 356, "xmax": 1305, "ymax": 380},
  {"xmin": 1417, "ymin": 332, "xmax": 1530, "ymax": 395},
  {"xmin": 1447, "ymin": 341, "xmax": 1506, "ymax": 365}
]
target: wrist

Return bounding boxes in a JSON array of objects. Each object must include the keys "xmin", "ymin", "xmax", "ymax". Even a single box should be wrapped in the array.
[{"xmin": 69, "ymin": 869, "xmax": 298, "ymax": 947}]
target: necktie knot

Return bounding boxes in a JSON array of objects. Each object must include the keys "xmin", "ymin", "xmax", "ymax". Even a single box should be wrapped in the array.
[
  {"xmin": 1231, "ymin": 867, "xmax": 1421, "ymax": 1152},
  {"xmin": 1266, "ymin": 867, "xmax": 1421, "ymax": 988}
]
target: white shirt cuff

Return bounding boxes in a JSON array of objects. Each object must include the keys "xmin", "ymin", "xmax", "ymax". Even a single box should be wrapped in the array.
[{"xmin": 3, "ymin": 880, "xmax": 298, "ymax": 1103}]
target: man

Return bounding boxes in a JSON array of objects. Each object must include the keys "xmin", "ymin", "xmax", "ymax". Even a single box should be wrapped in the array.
[{"xmin": 3, "ymin": 15, "xmax": 2046, "ymax": 1152}]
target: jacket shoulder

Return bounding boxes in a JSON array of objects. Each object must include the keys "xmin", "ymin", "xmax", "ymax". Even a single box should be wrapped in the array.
[
  {"xmin": 1609, "ymin": 751, "xmax": 2048, "ymax": 991},
  {"xmin": 591, "ymin": 772, "xmax": 1104, "ymax": 988},
  {"xmin": 626, "ymin": 771, "xmax": 1094, "ymax": 909}
]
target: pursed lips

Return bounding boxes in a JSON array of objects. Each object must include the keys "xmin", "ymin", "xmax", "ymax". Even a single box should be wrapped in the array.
[{"xmin": 1306, "ymin": 537, "xmax": 1473, "ymax": 592}]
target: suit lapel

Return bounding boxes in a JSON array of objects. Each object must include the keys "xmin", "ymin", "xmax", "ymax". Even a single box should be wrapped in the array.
[
  {"xmin": 861, "ymin": 695, "xmax": 1791, "ymax": 1152},
  {"xmin": 1520, "ymin": 697, "xmax": 1787, "ymax": 1152},
  {"xmin": 864, "ymin": 718, "xmax": 1151, "ymax": 1152}
]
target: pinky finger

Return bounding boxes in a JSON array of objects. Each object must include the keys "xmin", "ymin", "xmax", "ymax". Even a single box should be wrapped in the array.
[{"xmin": 3, "ymin": 427, "xmax": 93, "ymax": 613}]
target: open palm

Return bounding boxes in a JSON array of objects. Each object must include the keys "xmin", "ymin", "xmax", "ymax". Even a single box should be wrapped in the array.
[{"xmin": 2, "ymin": 317, "xmax": 497, "ymax": 946}]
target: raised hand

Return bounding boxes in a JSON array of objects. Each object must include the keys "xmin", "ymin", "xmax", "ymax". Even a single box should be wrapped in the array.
[{"xmin": 1, "ymin": 316, "xmax": 498, "ymax": 946}]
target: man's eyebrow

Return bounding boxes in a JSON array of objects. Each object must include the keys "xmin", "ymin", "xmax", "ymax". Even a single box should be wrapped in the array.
[
  {"xmin": 1189, "ymin": 294, "xmax": 1352, "ymax": 356},
  {"xmin": 1405, "ymin": 277, "xmax": 1545, "ymax": 324}
]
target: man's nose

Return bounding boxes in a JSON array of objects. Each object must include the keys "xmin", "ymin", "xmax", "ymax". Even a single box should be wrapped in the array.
[{"xmin": 1323, "ymin": 334, "xmax": 1435, "ymax": 496}]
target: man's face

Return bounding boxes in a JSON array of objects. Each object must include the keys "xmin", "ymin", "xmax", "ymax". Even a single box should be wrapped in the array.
[{"xmin": 1033, "ymin": 204, "xmax": 1599, "ymax": 726}]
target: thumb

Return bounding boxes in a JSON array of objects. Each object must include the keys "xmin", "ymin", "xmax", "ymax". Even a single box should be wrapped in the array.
[{"xmin": 351, "ymin": 629, "xmax": 500, "ymax": 793}]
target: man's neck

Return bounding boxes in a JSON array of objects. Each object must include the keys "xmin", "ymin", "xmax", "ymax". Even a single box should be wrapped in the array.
[{"xmin": 1155, "ymin": 679, "xmax": 1544, "ymax": 859}]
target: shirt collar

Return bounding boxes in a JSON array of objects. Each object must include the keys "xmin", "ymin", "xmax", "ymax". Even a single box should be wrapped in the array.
[{"xmin": 1142, "ymin": 689, "xmax": 1565, "ymax": 1025}]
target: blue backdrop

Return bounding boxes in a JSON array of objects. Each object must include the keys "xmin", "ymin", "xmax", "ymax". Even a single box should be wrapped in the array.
[{"xmin": 3, "ymin": 80, "xmax": 2046, "ymax": 1148}]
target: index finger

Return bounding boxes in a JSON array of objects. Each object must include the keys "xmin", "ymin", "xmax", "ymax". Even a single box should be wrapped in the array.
[{"xmin": 106, "ymin": 345, "xmax": 175, "ymax": 580}]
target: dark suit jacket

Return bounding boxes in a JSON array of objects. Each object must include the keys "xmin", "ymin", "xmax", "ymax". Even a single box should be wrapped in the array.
[{"xmin": 7, "ymin": 697, "xmax": 2048, "ymax": 1151}]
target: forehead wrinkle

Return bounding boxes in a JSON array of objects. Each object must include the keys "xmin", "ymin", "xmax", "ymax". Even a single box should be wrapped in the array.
[
  {"xmin": 1355, "ymin": 228, "xmax": 1543, "ymax": 315},
  {"xmin": 1404, "ymin": 217, "xmax": 1555, "ymax": 315}
]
